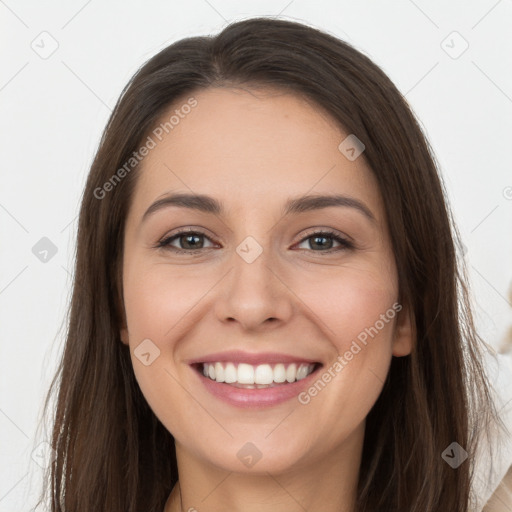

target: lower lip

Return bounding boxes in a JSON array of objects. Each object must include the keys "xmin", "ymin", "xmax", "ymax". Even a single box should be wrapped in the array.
[{"xmin": 193, "ymin": 364, "xmax": 321, "ymax": 408}]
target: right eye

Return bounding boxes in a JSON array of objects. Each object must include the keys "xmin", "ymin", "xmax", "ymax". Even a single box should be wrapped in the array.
[{"xmin": 156, "ymin": 229, "xmax": 217, "ymax": 254}]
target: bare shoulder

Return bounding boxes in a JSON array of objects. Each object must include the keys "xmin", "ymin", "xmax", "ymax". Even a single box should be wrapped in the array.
[{"xmin": 483, "ymin": 465, "xmax": 512, "ymax": 512}]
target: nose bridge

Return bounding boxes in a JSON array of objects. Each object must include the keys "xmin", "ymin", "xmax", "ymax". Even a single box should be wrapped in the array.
[
  {"xmin": 232, "ymin": 233, "xmax": 279, "ymax": 299},
  {"xmin": 215, "ymin": 232, "xmax": 293, "ymax": 329}
]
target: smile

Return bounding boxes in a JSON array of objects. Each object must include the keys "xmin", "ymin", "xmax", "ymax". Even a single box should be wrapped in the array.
[
  {"xmin": 201, "ymin": 362, "xmax": 318, "ymax": 387},
  {"xmin": 191, "ymin": 360, "xmax": 323, "ymax": 408}
]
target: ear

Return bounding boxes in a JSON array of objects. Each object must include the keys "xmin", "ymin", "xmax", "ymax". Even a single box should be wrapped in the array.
[
  {"xmin": 117, "ymin": 289, "xmax": 129, "ymax": 345},
  {"xmin": 120, "ymin": 321, "xmax": 129, "ymax": 346},
  {"xmin": 392, "ymin": 303, "xmax": 415, "ymax": 357}
]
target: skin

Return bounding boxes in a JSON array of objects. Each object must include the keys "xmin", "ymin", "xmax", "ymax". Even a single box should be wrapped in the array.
[{"xmin": 119, "ymin": 86, "xmax": 414, "ymax": 512}]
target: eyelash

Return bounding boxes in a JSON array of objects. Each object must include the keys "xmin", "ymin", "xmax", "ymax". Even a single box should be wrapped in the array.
[{"xmin": 155, "ymin": 228, "xmax": 354, "ymax": 255}]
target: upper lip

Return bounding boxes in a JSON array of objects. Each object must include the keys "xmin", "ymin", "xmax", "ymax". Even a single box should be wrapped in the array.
[{"xmin": 187, "ymin": 350, "xmax": 321, "ymax": 366}]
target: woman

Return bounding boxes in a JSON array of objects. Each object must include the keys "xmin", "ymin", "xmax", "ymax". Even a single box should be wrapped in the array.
[{"xmin": 35, "ymin": 17, "xmax": 509, "ymax": 511}]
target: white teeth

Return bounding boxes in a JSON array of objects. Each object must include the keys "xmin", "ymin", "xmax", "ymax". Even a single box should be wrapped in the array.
[
  {"xmin": 237, "ymin": 363, "xmax": 254, "ymax": 384},
  {"xmin": 200, "ymin": 362, "xmax": 316, "ymax": 385},
  {"xmin": 273, "ymin": 363, "xmax": 286, "ymax": 383},
  {"xmin": 214, "ymin": 362, "xmax": 225, "ymax": 383},
  {"xmin": 286, "ymin": 363, "xmax": 297, "ymax": 383},
  {"xmin": 297, "ymin": 364, "xmax": 311, "ymax": 380},
  {"xmin": 224, "ymin": 362, "xmax": 237, "ymax": 383},
  {"xmin": 254, "ymin": 364, "xmax": 273, "ymax": 385}
]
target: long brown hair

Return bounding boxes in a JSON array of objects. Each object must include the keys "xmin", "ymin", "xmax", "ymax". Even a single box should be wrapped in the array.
[{"xmin": 35, "ymin": 17, "xmax": 501, "ymax": 511}]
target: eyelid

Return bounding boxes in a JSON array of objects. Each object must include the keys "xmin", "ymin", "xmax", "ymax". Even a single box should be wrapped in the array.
[
  {"xmin": 293, "ymin": 228, "xmax": 354, "ymax": 252},
  {"xmin": 155, "ymin": 226, "xmax": 355, "ymax": 254},
  {"xmin": 297, "ymin": 226, "xmax": 354, "ymax": 245},
  {"xmin": 155, "ymin": 227, "xmax": 218, "ymax": 253}
]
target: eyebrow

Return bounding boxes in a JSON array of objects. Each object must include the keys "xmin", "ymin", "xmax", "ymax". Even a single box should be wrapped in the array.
[{"xmin": 141, "ymin": 192, "xmax": 376, "ymax": 224}]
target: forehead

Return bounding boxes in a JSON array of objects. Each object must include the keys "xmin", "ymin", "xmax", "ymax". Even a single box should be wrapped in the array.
[{"xmin": 129, "ymin": 86, "xmax": 383, "ymax": 222}]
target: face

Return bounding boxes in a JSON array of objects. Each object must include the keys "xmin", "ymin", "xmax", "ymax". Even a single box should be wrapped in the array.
[{"xmin": 120, "ymin": 86, "xmax": 413, "ymax": 475}]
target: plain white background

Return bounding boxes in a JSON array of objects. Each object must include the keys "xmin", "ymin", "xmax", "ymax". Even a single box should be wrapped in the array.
[{"xmin": 1, "ymin": 0, "xmax": 511, "ymax": 509}]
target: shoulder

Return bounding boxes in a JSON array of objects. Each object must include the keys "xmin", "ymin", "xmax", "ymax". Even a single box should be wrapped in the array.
[
  {"xmin": 482, "ymin": 465, "xmax": 512, "ymax": 511},
  {"xmin": 476, "ymin": 351, "xmax": 512, "ymax": 511}
]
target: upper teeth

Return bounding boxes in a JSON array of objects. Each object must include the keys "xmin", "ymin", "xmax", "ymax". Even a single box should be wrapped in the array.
[{"xmin": 202, "ymin": 362, "xmax": 315, "ymax": 384}]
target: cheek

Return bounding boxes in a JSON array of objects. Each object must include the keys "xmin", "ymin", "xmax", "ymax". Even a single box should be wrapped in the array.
[
  {"xmin": 121, "ymin": 260, "xmax": 200, "ymax": 433},
  {"xmin": 289, "ymin": 257, "xmax": 398, "ymax": 348},
  {"xmin": 122, "ymin": 260, "xmax": 210, "ymax": 340},
  {"xmin": 289, "ymin": 264, "xmax": 397, "ymax": 419}
]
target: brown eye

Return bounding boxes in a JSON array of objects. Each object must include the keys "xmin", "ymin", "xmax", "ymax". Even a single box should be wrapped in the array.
[
  {"xmin": 295, "ymin": 230, "xmax": 354, "ymax": 253},
  {"xmin": 157, "ymin": 230, "xmax": 216, "ymax": 254},
  {"xmin": 155, "ymin": 228, "xmax": 354, "ymax": 255}
]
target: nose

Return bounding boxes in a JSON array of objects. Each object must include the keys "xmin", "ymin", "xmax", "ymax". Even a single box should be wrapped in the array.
[{"xmin": 213, "ymin": 240, "xmax": 294, "ymax": 332}]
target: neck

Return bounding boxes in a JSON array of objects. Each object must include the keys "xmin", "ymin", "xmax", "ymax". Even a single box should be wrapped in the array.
[{"xmin": 164, "ymin": 425, "xmax": 363, "ymax": 512}]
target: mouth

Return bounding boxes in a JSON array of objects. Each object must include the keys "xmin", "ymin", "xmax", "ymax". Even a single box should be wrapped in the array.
[
  {"xmin": 192, "ymin": 361, "xmax": 322, "ymax": 388},
  {"xmin": 190, "ymin": 360, "xmax": 324, "ymax": 408}
]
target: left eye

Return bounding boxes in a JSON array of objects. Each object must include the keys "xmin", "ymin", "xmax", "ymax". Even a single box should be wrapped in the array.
[
  {"xmin": 295, "ymin": 231, "xmax": 353, "ymax": 252},
  {"xmin": 156, "ymin": 229, "xmax": 353, "ymax": 254}
]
